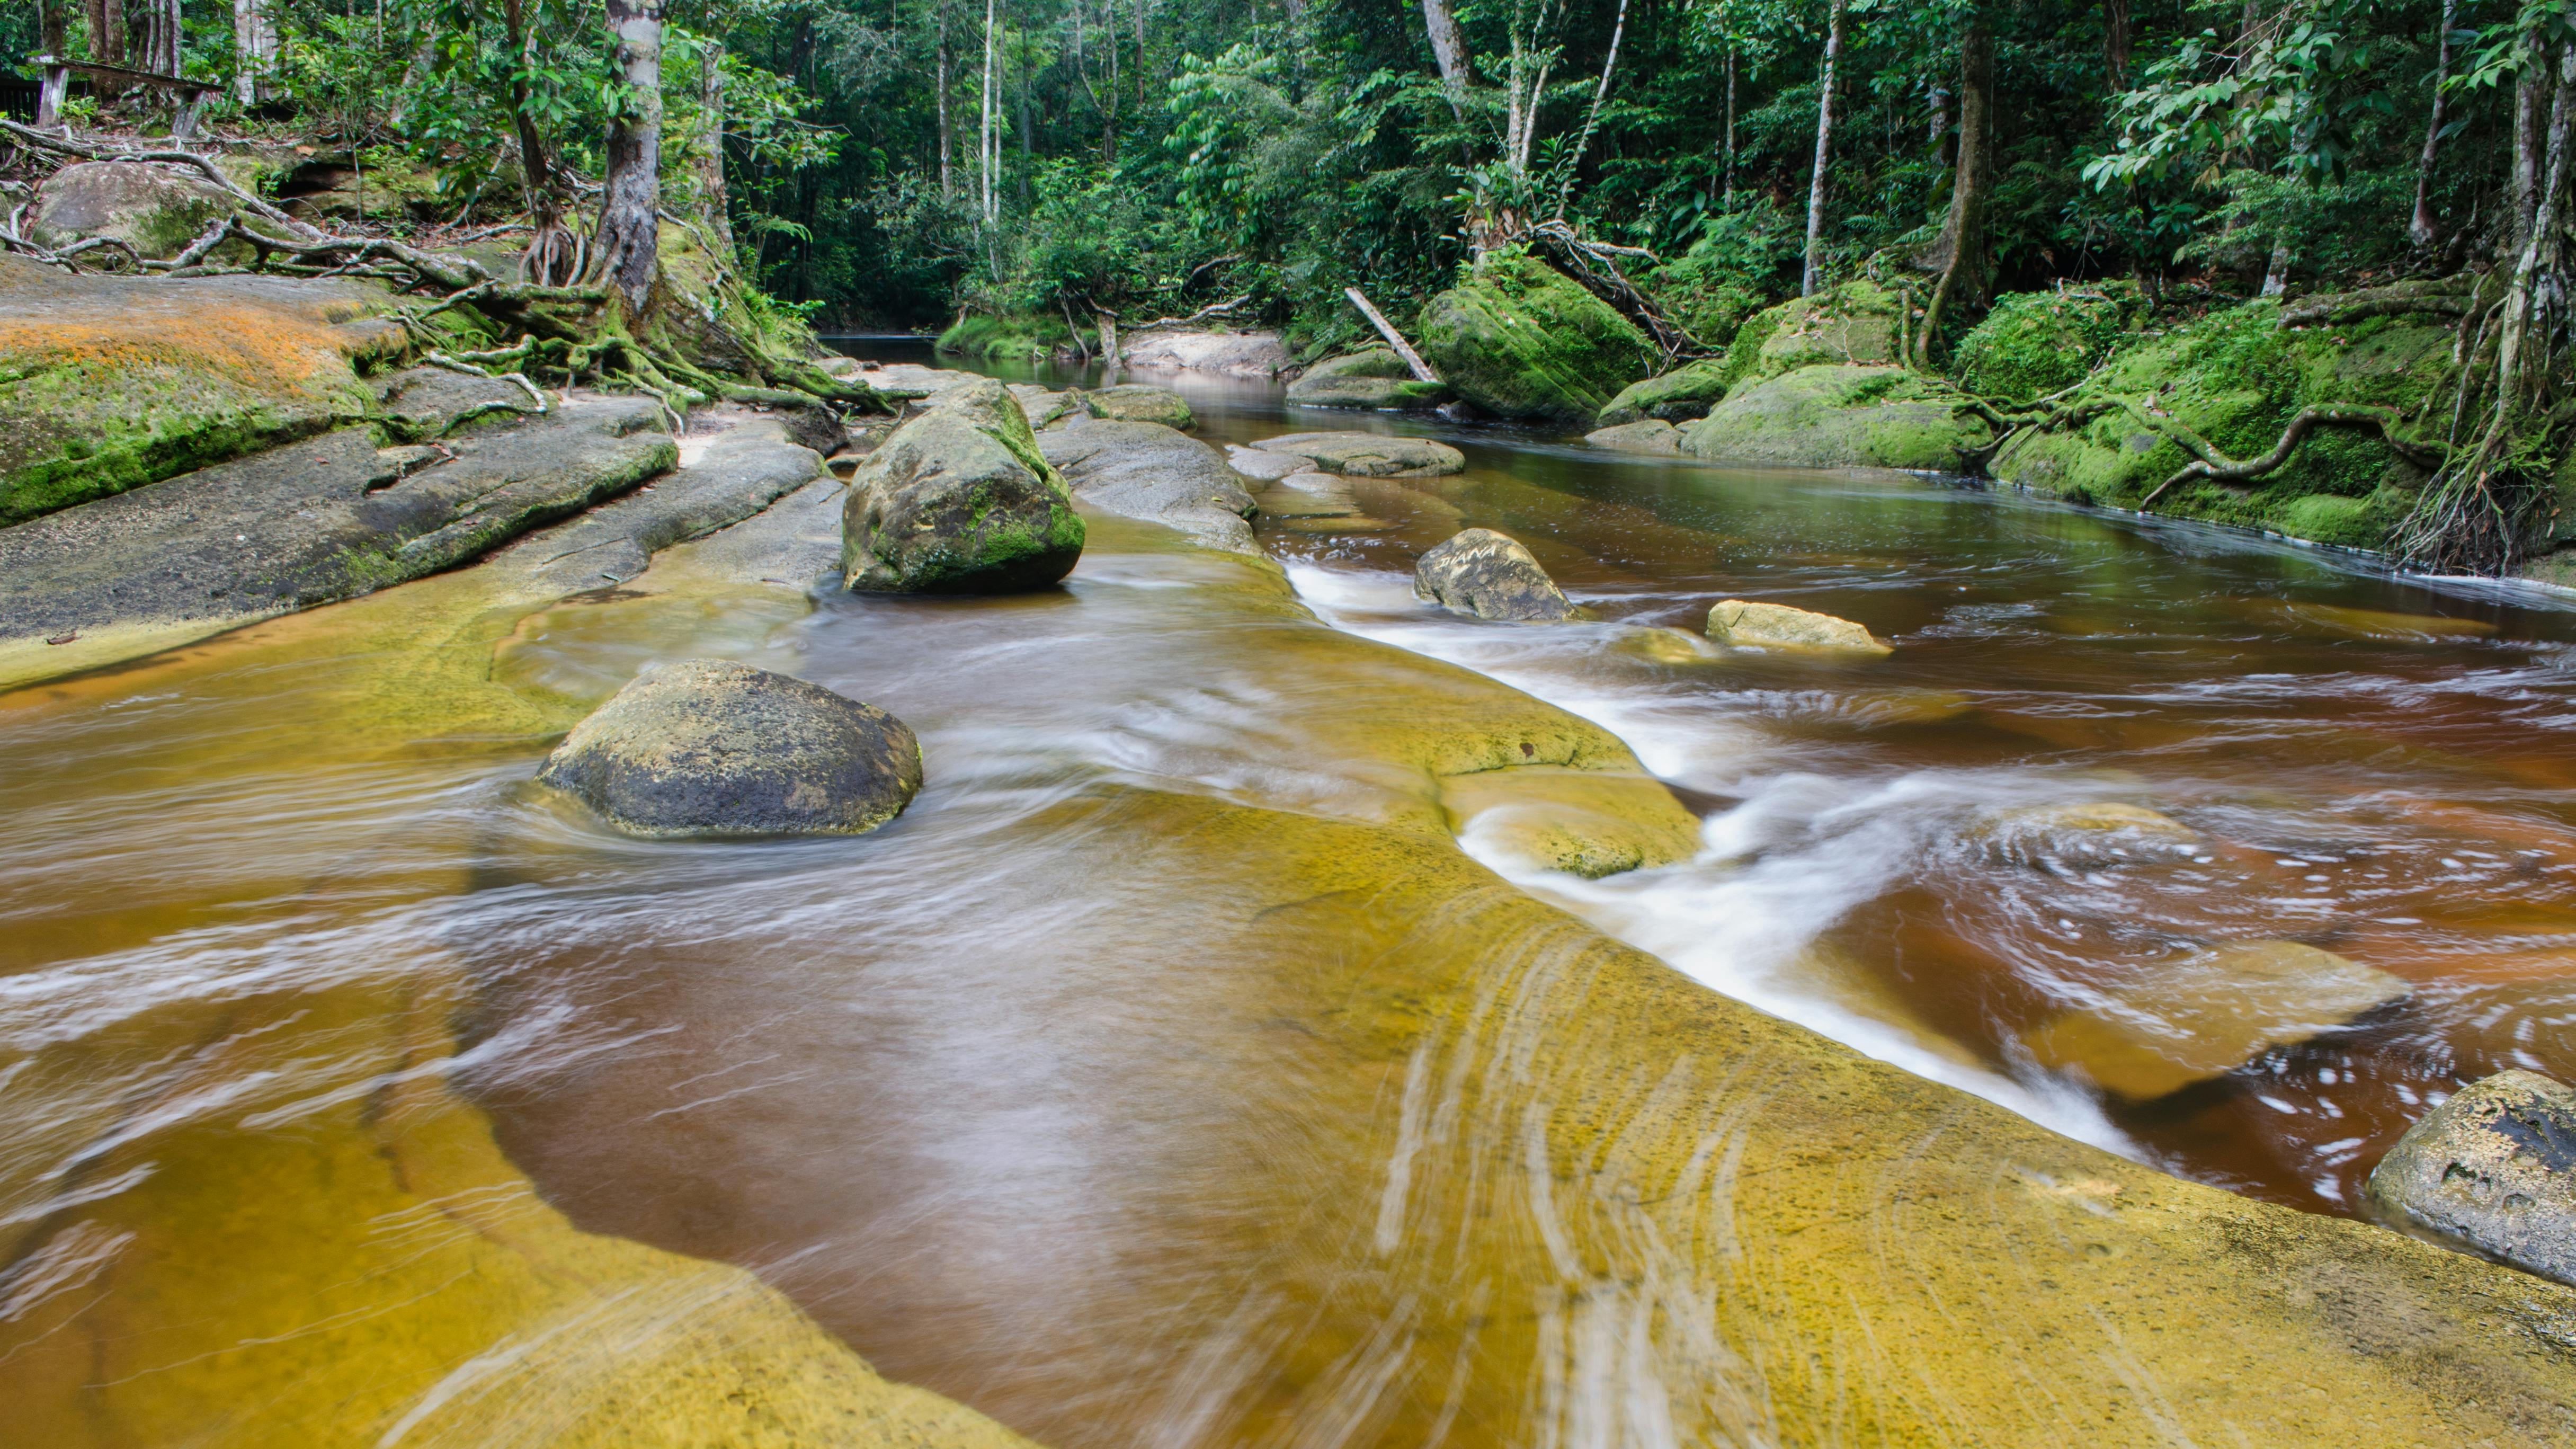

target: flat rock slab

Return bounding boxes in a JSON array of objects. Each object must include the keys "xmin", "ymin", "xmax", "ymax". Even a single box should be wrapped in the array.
[
  {"xmin": 1118, "ymin": 328, "xmax": 1290, "ymax": 377},
  {"xmin": 1224, "ymin": 445, "xmax": 1306, "ymax": 483},
  {"xmin": 1084, "ymin": 384, "xmax": 1195, "ymax": 430},
  {"xmin": 1037, "ymin": 416, "xmax": 1259, "ymax": 554},
  {"xmin": 495, "ymin": 414, "xmax": 826, "ymax": 597},
  {"xmin": 1252, "ymin": 432, "xmax": 1465, "ymax": 477},
  {"xmin": 374, "ymin": 365, "xmax": 546, "ymax": 441},
  {"xmin": 1584, "ymin": 420, "xmax": 1684, "ymax": 455},
  {"xmin": 1007, "ymin": 384, "xmax": 1085, "ymax": 428},
  {"xmin": 0, "ymin": 395, "xmax": 674, "ymax": 687},
  {"xmin": 2367, "ymin": 1069, "xmax": 2576, "ymax": 1286},
  {"xmin": 537, "ymin": 659, "xmax": 922, "ymax": 838},
  {"xmin": 2024, "ymin": 940, "xmax": 2413, "ymax": 1101},
  {"xmin": 824, "ymin": 359, "xmax": 981, "ymax": 399}
]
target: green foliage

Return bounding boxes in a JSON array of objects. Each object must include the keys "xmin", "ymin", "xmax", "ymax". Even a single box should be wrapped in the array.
[{"xmin": 1950, "ymin": 286, "xmax": 2136, "ymax": 401}]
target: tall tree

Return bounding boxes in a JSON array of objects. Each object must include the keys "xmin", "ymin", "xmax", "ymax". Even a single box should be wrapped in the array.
[
  {"xmin": 694, "ymin": 41, "xmax": 736, "ymax": 254},
  {"xmin": 1802, "ymin": 0, "xmax": 1849, "ymax": 296},
  {"xmin": 1920, "ymin": 5, "xmax": 1993, "ymax": 351},
  {"xmin": 595, "ymin": 0, "xmax": 666, "ymax": 312},
  {"xmin": 2409, "ymin": 0, "xmax": 2458, "ymax": 248},
  {"xmin": 232, "ymin": 0, "xmax": 276, "ymax": 104}
]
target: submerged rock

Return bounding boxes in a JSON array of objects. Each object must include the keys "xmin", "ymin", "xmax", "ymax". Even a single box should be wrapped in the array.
[
  {"xmin": 1224, "ymin": 443, "xmax": 1307, "ymax": 483},
  {"xmin": 1252, "ymin": 431, "xmax": 1464, "ymax": 477},
  {"xmin": 1584, "ymin": 420, "xmax": 1684, "ymax": 455},
  {"xmin": 537, "ymin": 660, "xmax": 922, "ymax": 838},
  {"xmin": 1084, "ymin": 384, "xmax": 1195, "ymax": 430},
  {"xmin": 1442, "ymin": 767, "xmax": 1701, "ymax": 877},
  {"xmin": 1680, "ymin": 364, "xmax": 1991, "ymax": 472},
  {"xmin": 842, "ymin": 378, "xmax": 1085, "ymax": 592},
  {"xmin": 1596, "ymin": 359, "xmax": 1734, "ymax": 427},
  {"xmin": 1415, "ymin": 528, "xmax": 1586, "ymax": 621},
  {"xmin": 1286, "ymin": 349, "xmax": 1450, "ymax": 411},
  {"xmin": 2366, "ymin": 1070, "xmax": 2576, "ymax": 1286},
  {"xmin": 2023, "ymin": 941, "xmax": 2412, "ymax": 1101},
  {"xmin": 1416, "ymin": 247, "xmax": 1656, "ymax": 421},
  {"xmin": 1705, "ymin": 599, "xmax": 1892, "ymax": 655}
]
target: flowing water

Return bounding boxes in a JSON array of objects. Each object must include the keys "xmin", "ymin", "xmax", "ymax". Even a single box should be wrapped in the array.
[{"xmin": 4, "ymin": 351, "xmax": 2575, "ymax": 1445}]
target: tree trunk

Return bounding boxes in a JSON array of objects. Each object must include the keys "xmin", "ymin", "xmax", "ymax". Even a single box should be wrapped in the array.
[
  {"xmin": 2103, "ymin": 0, "xmax": 2130, "ymax": 87},
  {"xmin": 86, "ymin": 0, "xmax": 127, "ymax": 95},
  {"xmin": 2409, "ymin": 0, "xmax": 2457, "ymax": 248},
  {"xmin": 1420, "ymin": 0, "xmax": 1472, "ymax": 116},
  {"xmin": 1102, "ymin": 0, "xmax": 1120, "ymax": 163},
  {"xmin": 1134, "ymin": 0, "xmax": 1147, "ymax": 108},
  {"xmin": 1722, "ymin": 47, "xmax": 1736, "ymax": 202},
  {"xmin": 2260, "ymin": 234, "xmax": 2292, "ymax": 296},
  {"xmin": 231, "ymin": 0, "xmax": 275, "ymax": 105},
  {"xmin": 979, "ymin": 0, "xmax": 996, "ymax": 227},
  {"xmin": 2496, "ymin": 40, "xmax": 2575, "ymax": 412},
  {"xmin": 594, "ymin": 0, "xmax": 665, "ymax": 313},
  {"xmin": 938, "ymin": 11, "xmax": 956, "ymax": 199},
  {"xmin": 1016, "ymin": 14, "xmax": 1033, "ymax": 206},
  {"xmin": 696, "ymin": 41, "xmax": 736, "ymax": 254},
  {"xmin": 1919, "ymin": 7, "xmax": 1992, "ymax": 354},
  {"xmin": 36, "ymin": 0, "xmax": 66, "ymax": 126},
  {"xmin": 503, "ymin": 0, "xmax": 575, "ymax": 284},
  {"xmin": 1554, "ymin": 0, "xmax": 1630, "ymax": 217},
  {"xmin": 1802, "ymin": 0, "xmax": 1848, "ymax": 297},
  {"xmin": 2515, "ymin": 32, "xmax": 2545, "ymax": 255}
]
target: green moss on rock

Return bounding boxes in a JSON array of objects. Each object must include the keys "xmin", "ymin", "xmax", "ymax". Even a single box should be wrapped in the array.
[
  {"xmin": 1286, "ymin": 349, "xmax": 1451, "ymax": 410},
  {"xmin": 1641, "ymin": 256, "xmax": 1765, "ymax": 350},
  {"xmin": 1950, "ymin": 285, "xmax": 2137, "ymax": 401},
  {"xmin": 1991, "ymin": 299, "xmax": 2453, "ymax": 551},
  {"xmin": 1597, "ymin": 358, "xmax": 1735, "ymax": 426},
  {"xmin": 1753, "ymin": 280, "xmax": 1904, "ymax": 378},
  {"xmin": 935, "ymin": 312, "xmax": 1073, "ymax": 360},
  {"xmin": 1680, "ymin": 363, "xmax": 1991, "ymax": 471},
  {"xmin": 1416, "ymin": 248, "xmax": 1655, "ymax": 421}
]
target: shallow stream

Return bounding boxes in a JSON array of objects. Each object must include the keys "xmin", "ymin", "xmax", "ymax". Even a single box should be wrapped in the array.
[{"xmin": 4, "ymin": 349, "xmax": 2574, "ymax": 1444}]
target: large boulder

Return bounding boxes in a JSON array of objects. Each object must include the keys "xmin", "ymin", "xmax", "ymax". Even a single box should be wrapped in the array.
[
  {"xmin": 537, "ymin": 660, "xmax": 922, "ymax": 838},
  {"xmin": 1704, "ymin": 599, "xmax": 1891, "ymax": 655},
  {"xmin": 1750, "ymin": 280, "xmax": 1904, "ymax": 377},
  {"xmin": 0, "ymin": 254, "xmax": 402, "ymax": 524},
  {"xmin": 1417, "ymin": 248, "xmax": 1655, "ymax": 421},
  {"xmin": 1597, "ymin": 358, "xmax": 1734, "ymax": 426},
  {"xmin": 2022, "ymin": 941, "xmax": 2411, "ymax": 1101},
  {"xmin": 1084, "ymin": 384, "xmax": 1194, "ymax": 430},
  {"xmin": 27, "ymin": 161, "xmax": 262, "ymax": 261},
  {"xmin": 841, "ymin": 378, "xmax": 1085, "ymax": 593},
  {"xmin": 1639, "ymin": 256, "xmax": 1765, "ymax": 351},
  {"xmin": 1414, "ymin": 528, "xmax": 1586, "ymax": 621},
  {"xmin": 2366, "ymin": 1070, "xmax": 2576, "ymax": 1287},
  {"xmin": 1117, "ymin": 328, "xmax": 1290, "ymax": 377},
  {"xmin": 1285, "ymin": 349, "xmax": 1450, "ymax": 411},
  {"xmin": 1251, "ymin": 431, "xmax": 1464, "ymax": 477},
  {"xmin": 1680, "ymin": 364, "xmax": 1991, "ymax": 472},
  {"xmin": 1584, "ymin": 420, "xmax": 1683, "ymax": 455},
  {"xmin": 1038, "ymin": 415, "xmax": 1260, "ymax": 553}
]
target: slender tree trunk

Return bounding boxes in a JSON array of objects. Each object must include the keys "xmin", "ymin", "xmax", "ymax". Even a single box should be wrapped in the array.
[
  {"xmin": 2261, "ymin": 234, "xmax": 2293, "ymax": 296},
  {"xmin": 502, "ymin": 0, "xmax": 573, "ymax": 283},
  {"xmin": 2104, "ymin": 0, "xmax": 2130, "ymax": 86},
  {"xmin": 696, "ymin": 40, "xmax": 736, "ymax": 254},
  {"xmin": 1102, "ymin": 0, "xmax": 1120, "ymax": 163},
  {"xmin": 938, "ymin": 10, "xmax": 956, "ymax": 199},
  {"xmin": 1555, "ymin": 0, "xmax": 1630, "ymax": 216},
  {"xmin": 37, "ymin": 0, "xmax": 66, "ymax": 126},
  {"xmin": 2497, "ymin": 41, "xmax": 2575, "ymax": 412},
  {"xmin": 232, "ymin": 0, "xmax": 276, "ymax": 105},
  {"xmin": 979, "ymin": 0, "xmax": 996, "ymax": 227},
  {"xmin": 1134, "ymin": 0, "xmax": 1147, "ymax": 107},
  {"xmin": 2410, "ymin": 0, "xmax": 2457, "ymax": 248},
  {"xmin": 1920, "ymin": 7, "xmax": 1992, "ymax": 354},
  {"xmin": 1016, "ymin": 14, "xmax": 1033, "ymax": 206},
  {"xmin": 1722, "ymin": 47, "xmax": 1737, "ymax": 202},
  {"xmin": 87, "ymin": 0, "xmax": 127, "ymax": 95},
  {"xmin": 1802, "ymin": 0, "xmax": 1849, "ymax": 297}
]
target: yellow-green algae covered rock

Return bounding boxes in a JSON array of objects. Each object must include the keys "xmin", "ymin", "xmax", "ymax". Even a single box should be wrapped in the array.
[{"xmin": 1417, "ymin": 246, "xmax": 1655, "ymax": 421}]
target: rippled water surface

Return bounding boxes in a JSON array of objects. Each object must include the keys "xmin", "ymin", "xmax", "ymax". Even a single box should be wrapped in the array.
[{"xmin": 5, "ymin": 353, "xmax": 2575, "ymax": 1445}]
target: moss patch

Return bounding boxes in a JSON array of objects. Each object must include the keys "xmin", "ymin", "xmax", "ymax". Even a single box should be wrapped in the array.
[
  {"xmin": 1681, "ymin": 362, "xmax": 1992, "ymax": 470},
  {"xmin": 1416, "ymin": 247, "xmax": 1655, "ymax": 421},
  {"xmin": 1597, "ymin": 358, "xmax": 1735, "ymax": 426},
  {"xmin": 935, "ymin": 312, "xmax": 1074, "ymax": 360},
  {"xmin": 1950, "ymin": 285, "xmax": 2139, "ymax": 401}
]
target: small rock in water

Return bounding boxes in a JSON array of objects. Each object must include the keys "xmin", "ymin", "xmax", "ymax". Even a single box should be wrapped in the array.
[
  {"xmin": 1583, "ymin": 420, "xmax": 1684, "ymax": 455},
  {"xmin": 1705, "ymin": 599, "xmax": 1892, "ymax": 655},
  {"xmin": 1252, "ymin": 431, "xmax": 1465, "ymax": 477},
  {"xmin": 536, "ymin": 659, "xmax": 922, "ymax": 838},
  {"xmin": 2022, "ymin": 941, "xmax": 2411, "ymax": 1101},
  {"xmin": 1414, "ymin": 528, "xmax": 1588, "ymax": 622},
  {"xmin": 1084, "ymin": 384, "xmax": 1195, "ymax": 430},
  {"xmin": 2365, "ymin": 1069, "xmax": 2576, "ymax": 1286}
]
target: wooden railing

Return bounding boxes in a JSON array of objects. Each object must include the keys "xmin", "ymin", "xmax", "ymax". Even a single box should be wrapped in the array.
[{"xmin": 29, "ymin": 56, "xmax": 221, "ymax": 139}]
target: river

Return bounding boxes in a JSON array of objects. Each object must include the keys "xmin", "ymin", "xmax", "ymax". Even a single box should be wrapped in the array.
[{"xmin": 4, "ymin": 348, "xmax": 2573, "ymax": 1445}]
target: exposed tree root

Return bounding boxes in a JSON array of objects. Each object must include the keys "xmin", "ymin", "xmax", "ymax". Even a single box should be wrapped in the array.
[{"xmin": 2137, "ymin": 406, "xmax": 2445, "ymax": 508}]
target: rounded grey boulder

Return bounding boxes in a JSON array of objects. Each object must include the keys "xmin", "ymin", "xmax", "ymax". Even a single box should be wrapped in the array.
[
  {"xmin": 536, "ymin": 660, "xmax": 922, "ymax": 838},
  {"xmin": 2365, "ymin": 1069, "xmax": 2576, "ymax": 1286},
  {"xmin": 1414, "ymin": 528, "xmax": 1587, "ymax": 622}
]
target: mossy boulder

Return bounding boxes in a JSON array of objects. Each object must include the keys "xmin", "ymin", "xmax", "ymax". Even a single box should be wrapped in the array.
[
  {"xmin": 1990, "ymin": 299, "xmax": 2453, "ymax": 550},
  {"xmin": 935, "ymin": 312, "xmax": 1073, "ymax": 360},
  {"xmin": 274, "ymin": 148, "xmax": 450, "ymax": 224},
  {"xmin": 1285, "ymin": 349, "xmax": 1450, "ymax": 411},
  {"xmin": 1416, "ymin": 248, "xmax": 1655, "ymax": 421},
  {"xmin": 1084, "ymin": 384, "xmax": 1194, "ymax": 429},
  {"xmin": 0, "ymin": 254, "xmax": 403, "ymax": 526},
  {"xmin": 1414, "ymin": 528, "xmax": 1588, "ymax": 621},
  {"xmin": 1584, "ymin": 419, "xmax": 1683, "ymax": 454},
  {"xmin": 1680, "ymin": 363, "xmax": 1991, "ymax": 472},
  {"xmin": 1598, "ymin": 358, "xmax": 1734, "ymax": 426},
  {"xmin": 27, "ymin": 162, "xmax": 269, "ymax": 261},
  {"xmin": 2367, "ymin": 1069, "xmax": 2576, "ymax": 1288},
  {"xmin": 842, "ymin": 378, "xmax": 1084, "ymax": 592},
  {"xmin": 1950, "ymin": 285, "xmax": 2139, "ymax": 401},
  {"xmin": 1750, "ymin": 280, "xmax": 1904, "ymax": 379}
]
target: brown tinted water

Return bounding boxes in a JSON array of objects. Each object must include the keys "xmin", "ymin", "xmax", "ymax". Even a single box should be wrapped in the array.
[{"xmin": 3, "ymin": 357, "xmax": 2575, "ymax": 1445}]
